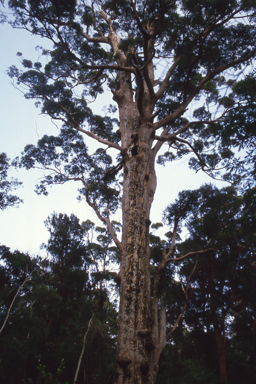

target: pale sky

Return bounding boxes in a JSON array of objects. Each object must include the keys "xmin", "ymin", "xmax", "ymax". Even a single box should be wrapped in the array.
[{"xmin": 0, "ymin": 18, "xmax": 226, "ymax": 256}]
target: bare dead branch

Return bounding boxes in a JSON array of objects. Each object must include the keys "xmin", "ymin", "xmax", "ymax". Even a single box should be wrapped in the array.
[
  {"xmin": 73, "ymin": 314, "xmax": 94, "ymax": 384},
  {"xmin": 0, "ymin": 271, "xmax": 33, "ymax": 335}
]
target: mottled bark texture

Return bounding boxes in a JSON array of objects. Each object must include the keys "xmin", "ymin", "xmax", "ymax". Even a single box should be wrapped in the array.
[{"xmin": 114, "ymin": 71, "xmax": 165, "ymax": 383}]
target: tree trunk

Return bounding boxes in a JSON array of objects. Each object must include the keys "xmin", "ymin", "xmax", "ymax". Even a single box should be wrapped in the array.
[
  {"xmin": 208, "ymin": 253, "xmax": 228, "ymax": 383},
  {"xmin": 214, "ymin": 324, "xmax": 227, "ymax": 383},
  {"xmin": 114, "ymin": 72, "xmax": 165, "ymax": 384}
]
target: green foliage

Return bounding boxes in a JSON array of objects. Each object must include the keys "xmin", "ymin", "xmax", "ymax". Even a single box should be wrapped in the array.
[
  {"xmin": 3, "ymin": 0, "xmax": 256, "ymax": 190},
  {"xmin": 161, "ymin": 184, "xmax": 256, "ymax": 383},
  {"xmin": 19, "ymin": 126, "xmax": 121, "ymax": 214},
  {"xmin": 176, "ymin": 358, "xmax": 219, "ymax": 384},
  {"xmin": 0, "ymin": 152, "xmax": 22, "ymax": 210},
  {"xmin": 0, "ymin": 213, "xmax": 118, "ymax": 384}
]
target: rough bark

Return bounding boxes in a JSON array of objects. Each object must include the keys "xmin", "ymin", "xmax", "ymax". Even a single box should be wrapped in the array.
[
  {"xmin": 115, "ymin": 148, "xmax": 156, "ymax": 384},
  {"xmin": 112, "ymin": 56, "xmax": 164, "ymax": 381}
]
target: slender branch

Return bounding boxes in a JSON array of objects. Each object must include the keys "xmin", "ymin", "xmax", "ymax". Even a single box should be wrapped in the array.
[
  {"xmin": 106, "ymin": 208, "xmax": 123, "ymax": 253},
  {"xmin": 85, "ymin": 190, "xmax": 123, "ymax": 253},
  {"xmin": 15, "ymin": 74, "xmax": 121, "ymax": 151},
  {"xmin": 173, "ymin": 136, "xmax": 208, "ymax": 169},
  {"xmin": 33, "ymin": 163, "xmax": 123, "ymax": 252},
  {"xmin": 155, "ymin": 54, "xmax": 183, "ymax": 100},
  {"xmin": 101, "ymin": 160, "xmax": 124, "ymax": 181},
  {"xmin": 91, "ymin": 2, "xmax": 107, "ymax": 38},
  {"xmin": 167, "ymin": 248, "xmax": 218, "ymax": 263},
  {"xmin": 44, "ymin": 101, "xmax": 123, "ymax": 151},
  {"xmin": 0, "ymin": 271, "xmax": 32, "ymax": 335},
  {"xmin": 129, "ymin": 5, "xmax": 156, "ymax": 99},
  {"xmin": 153, "ymin": 52, "xmax": 256, "ymax": 130},
  {"xmin": 163, "ymin": 112, "xmax": 227, "ymax": 138},
  {"xmin": 36, "ymin": 12, "xmax": 132, "ymax": 74},
  {"xmin": 164, "ymin": 196, "xmax": 199, "ymax": 261},
  {"xmin": 167, "ymin": 258, "xmax": 198, "ymax": 338},
  {"xmin": 153, "ymin": 216, "xmax": 179, "ymax": 278},
  {"xmin": 165, "ymin": 219, "xmax": 178, "ymax": 260},
  {"xmin": 71, "ymin": 62, "xmax": 135, "ymax": 73},
  {"xmin": 98, "ymin": 9, "xmax": 127, "ymax": 65},
  {"xmin": 153, "ymin": 97, "xmax": 193, "ymax": 131},
  {"xmin": 151, "ymin": 126, "xmax": 169, "ymax": 159},
  {"xmin": 34, "ymin": 11, "xmax": 110, "ymax": 44},
  {"xmin": 77, "ymin": 126, "xmax": 123, "ymax": 151},
  {"xmin": 142, "ymin": 45, "xmax": 155, "ymax": 98},
  {"xmin": 73, "ymin": 314, "xmax": 94, "ymax": 384},
  {"xmin": 131, "ymin": 0, "xmax": 149, "ymax": 38},
  {"xmin": 81, "ymin": 32, "xmax": 109, "ymax": 44},
  {"xmin": 166, "ymin": 300, "xmax": 188, "ymax": 338},
  {"xmin": 156, "ymin": 4, "xmax": 246, "ymax": 103},
  {"xmin": 154, "ymin": 112, "xmax": 228, "ymax": 169}
]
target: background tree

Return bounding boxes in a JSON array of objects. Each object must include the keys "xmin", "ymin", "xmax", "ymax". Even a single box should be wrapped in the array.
[
  {"xmin": 2, "ymin": 1, "xmax": 256, "ymax": 383},
  {"xmin": 0, "ymin": 214, "xmax": 118, "ymax": 384},
  {"xmin": 0, "ymin": 152, "xmax": 22, "ymax": 210},
  {"xmin": 160, "ymin": 184, "xmax": 256, "ymax": 384}
]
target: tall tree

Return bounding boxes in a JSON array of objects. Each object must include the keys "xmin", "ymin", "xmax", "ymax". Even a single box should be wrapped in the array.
[
  {"xmin": 165, "ymin": 184, "xmax": 256, "ymax": 383},
  {"xmin": 3, "ymin": 1, "xmax": 256, "ymax": 382},
  {"xmin": 0, "ymin": 214, "xmax": 118, "ymax": 384}
]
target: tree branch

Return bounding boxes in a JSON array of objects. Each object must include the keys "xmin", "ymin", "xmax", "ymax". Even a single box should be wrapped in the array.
[
  {"xmin": 45, "ymin": 101, "xmax": 123, "ymax": 151},
  {"xmin": 32, "ymin": 163, "xmax": 123, "ymax": 252},
  {"xmin": 0, "ymin": 271, "xmax": 32, "ymax": 335},
  {"xmin": 77, "ymin": 127, "xmax": 123, "ymax": 151},
  {"xmin": 131, "ymin": 0, "xmax": 149, "ymax": 39},
  {"xmin": 85, "ymin": 189, "xmax": 123, "ymax": 253},
  {"xmin": 166, "ymin": 300, "xmax": 188, "ymax": 339},
  {"xmin": 167, "ymin": 248, "xmax": 218, "ymax": 263},
  {"xmin": 71, "ymin": 62, "xmax": 135, "ymax": 73},
  {"xmin": 142, "ymin": 42, "xmax": 155, "ymax": 98},
  {"xmin": 151, "ymin": 126, "xmax": 169, "ymax": 159},
  {"xmin": 161, "ymin": 112, "xmax": 227, "ymax": 138},
  {"xmin": 81, "ymin": 32, "xmax": 109, "ymax": 44},
  {"xmin": 153, "ymin": 112, "xmax": 228, "ymax": 168},
  {"xmin": 132, "ymin": 63, "xmax": 145, "ymax": 117},
  {"xmin": 167, "ymin": 258, "xmax": 198, "ymax": 339},
  {"xmin": 153, "ymin": 52, "xmax": 256, "ymax": 130},
  {"xmin": 98, "ymin": 9, "xmax": 127, "ymax": 65},
  {"xmin": 172, "ymin": 136, "xmax": 208, "ymax": 169},
  {"xmin": 155, "ymin": 54, "xmax": 183, "ymax": 100},
  {"xmin": 73, "ymin": 314, "xmax": 94, "ymax": 384}
]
